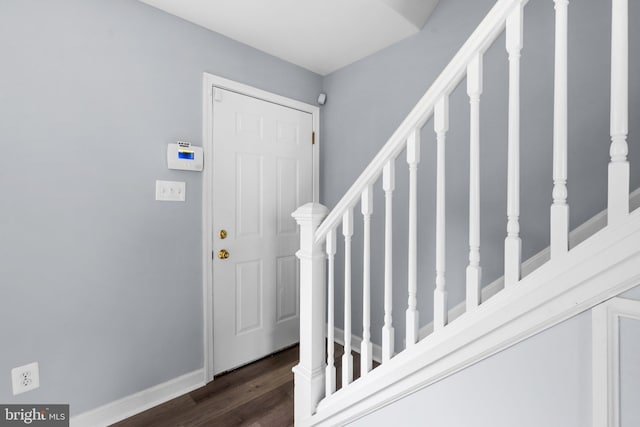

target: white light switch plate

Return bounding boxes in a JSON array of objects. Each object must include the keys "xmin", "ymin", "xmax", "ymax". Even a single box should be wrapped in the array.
[{"xmin": 156, "ymin": 180, "xmax": 186, "ymax": 202}]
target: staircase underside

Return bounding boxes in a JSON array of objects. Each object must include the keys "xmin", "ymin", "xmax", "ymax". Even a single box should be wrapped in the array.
[{"xmin": 306, "ymin": 208, "xmax": 640, "ymax": 426}]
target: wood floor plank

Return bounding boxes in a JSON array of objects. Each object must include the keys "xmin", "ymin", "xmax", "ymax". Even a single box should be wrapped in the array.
[
  {"xmin": 239, "ymin": 384, "xmax": 294, "ymax": 427},
  {"xmin": 110, "ymin": 394, "xmax": 197, "ymax": 427},
  {"xmin": 112, "ymin": 343, "xmax": 366, "ymax": 427},
  {"xmin": 111, "ymin": 345, "xmax": 297, "ymax": 427},
  {"xmin": 180, "ymin": 363, "xmax": 293, "ymax": 425},
  {"xmin": 190, "ymin": 345, "xmax": 298, "ymax": 404},
  {"xmin": 197, "ymin": 382, "xmax": 293, "ymax": 427}
]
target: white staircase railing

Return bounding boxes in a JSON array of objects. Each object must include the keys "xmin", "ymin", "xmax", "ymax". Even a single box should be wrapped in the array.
[{"xmin": 293, "ymin": 0, "xmax": 631, "ymax": 424}]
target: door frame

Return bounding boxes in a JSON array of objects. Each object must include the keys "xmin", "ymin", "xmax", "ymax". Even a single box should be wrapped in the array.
[{"xmin": 201, "ymin": 73, "xmax": 320, "ymax": 383}]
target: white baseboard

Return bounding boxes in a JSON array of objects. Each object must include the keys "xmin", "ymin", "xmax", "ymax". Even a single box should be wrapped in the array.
[
  {"xmin": 333, "ymin": 327, "xmax": 383, "ymax": 363},
  {"xmin": 70, "ymin": 369, "xmax": 205, "ymax": 427},
  {"xmin": 418, "ymin": 187, "xmax": 640, "ymax": 340}
]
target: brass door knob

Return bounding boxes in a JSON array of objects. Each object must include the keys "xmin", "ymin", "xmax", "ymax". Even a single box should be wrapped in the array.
[{"xmin": 218, "ymin": 249, "xmax": 230, "ymax": 259}]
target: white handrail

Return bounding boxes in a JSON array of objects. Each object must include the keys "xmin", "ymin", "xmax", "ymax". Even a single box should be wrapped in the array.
[{"xmin": 314, "ymin": 0, "xmax": 529, "ymax": 243}]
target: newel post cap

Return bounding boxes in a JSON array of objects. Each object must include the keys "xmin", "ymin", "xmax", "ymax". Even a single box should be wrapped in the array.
[{"xmin": 292, "ymin": 203, "xmax": 328, "ymax": 225}]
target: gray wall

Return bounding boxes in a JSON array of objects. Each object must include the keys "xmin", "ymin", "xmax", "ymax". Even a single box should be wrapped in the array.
[
  {"xmin": 0, "ymin": 0, "xmax": 321, "ymax": 415},
  {"xmin": 320, "ymin": 0, "xmax": 640, "ymax": 347},
  {"xmin": 349, "ymin": 310, "xmax": 593, "ymax": 427}
]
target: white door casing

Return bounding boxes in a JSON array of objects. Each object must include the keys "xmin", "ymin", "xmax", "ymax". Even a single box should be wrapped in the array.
[
  {"xmin": 592, "ymin": 297, "xmax": 640, "ymax": 427},
  {"xmin": 202, "ymin": 74, "xmax": 320, "ymax": 381}
]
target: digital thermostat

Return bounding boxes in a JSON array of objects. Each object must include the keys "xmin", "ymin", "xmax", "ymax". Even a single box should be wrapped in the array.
[{"xmin": 167, "ymin": 141, "xmax": 203, "ymax": 171}]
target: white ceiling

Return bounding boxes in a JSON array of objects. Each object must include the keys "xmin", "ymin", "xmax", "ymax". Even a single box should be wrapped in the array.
[{"xmin": 137, "ymin": 0, "xmax": 440, "ymax": 75}]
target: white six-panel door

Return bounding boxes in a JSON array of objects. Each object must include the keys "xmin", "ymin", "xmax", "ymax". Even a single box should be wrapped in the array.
[{"xmin": 212, "ymin": 88, "xmax": 313, "ymax": 375}]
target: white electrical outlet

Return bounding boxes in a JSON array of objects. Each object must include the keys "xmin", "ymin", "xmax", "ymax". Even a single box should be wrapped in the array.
[
  {"xmin": 11, "ymin": 362, "xmax": 40, "ymax": 395},
  {"xmin": 155, "ymin": 180, "xmax": 186, "ymax": 202}
]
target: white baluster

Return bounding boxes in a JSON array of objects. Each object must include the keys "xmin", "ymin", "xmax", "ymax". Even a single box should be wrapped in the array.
[
  {"xmin": 406, "ymin": 129, "xmax": 420, "ymax": 346},
  {"xmin": 382, "ymin": 160, "xmax": 395, "ymax": 362},
  {"xmin": 434, "ymin": 96, "xmax": 449, "ymax": 330},
  {"xmin": 608, "ymin": 0, "xmax": 629, "ymax": 225},
  {"xmin": 466, "ymin": 53, "xmax": 483, "ymax": 311},
  {"xmin": 325, "ymin": 229, "xmax": 337, "ymax": 396},
  {"xmin": 361, "ymin": 185, "xmax": 373, "ymax": 375},
  {"xmin": 551, "ymin": 0, "xmax": 570, "ymax": 258},
  {"xmin": 504, "ymin": 5, "xmax": 523, "ymax": 288},
  {"xmin": 291, "ymin": 203, "xmax": 328, "ymax": 422},
  {"xmin": 342, "ymin": 209, "xmax": 354, "ymax": 386}
]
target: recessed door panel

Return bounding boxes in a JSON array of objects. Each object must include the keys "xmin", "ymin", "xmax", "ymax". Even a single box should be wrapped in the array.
[
  {"xmin": 277, "ymin": 121, "xmax": 299, "ymax": 146},
  {"xmin": 276, "ymin": 157, "xmax": 299, "ymax": 235},
  {"xmin": 236, "ymin": 153, "xmax": 263, "ymax": 238},
  {"xmin": 236, "ymin": 112, "xmax": 264, "ymax": 140},
  {"xmin": 235, "ymin": 260, "xmax": 263, "ymax": 334},
  {"xmin": 276, "ymin": 256, "xmax": 298, "ymax": 322}
]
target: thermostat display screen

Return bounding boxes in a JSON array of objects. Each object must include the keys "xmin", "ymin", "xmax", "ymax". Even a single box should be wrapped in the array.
[
  {"xmin": 178, "ymin": 150, "xmax": 195, "ymax": 160},
  {"xmin": 168, "ymin": 142, "xmax": 203, "ymax": 171}
]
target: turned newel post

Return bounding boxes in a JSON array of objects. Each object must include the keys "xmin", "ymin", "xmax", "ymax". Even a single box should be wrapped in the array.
[{"xmin": 292, "ymin": 202, "xmax": 329, "ymax": 422}]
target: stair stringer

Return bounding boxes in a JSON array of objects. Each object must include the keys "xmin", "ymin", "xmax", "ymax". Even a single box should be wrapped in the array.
[{"xmin": 305, "ymin": 208, "xmax": 640, "ymax": 427}]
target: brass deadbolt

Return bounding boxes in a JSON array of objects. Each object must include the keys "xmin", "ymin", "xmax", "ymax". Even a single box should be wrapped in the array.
[{"xmin": 219, "ymin": 229, "xmax": 228, "ymax": 239}]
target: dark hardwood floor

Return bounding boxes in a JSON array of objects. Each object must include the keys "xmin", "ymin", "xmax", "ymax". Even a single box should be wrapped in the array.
[
  {"xmin": 112, "ymin": 346, "xmax": 297, "ymax": 427},
  {"xmin": 112, "ymin": 344, "xmax": 369, "ymax": 427}
]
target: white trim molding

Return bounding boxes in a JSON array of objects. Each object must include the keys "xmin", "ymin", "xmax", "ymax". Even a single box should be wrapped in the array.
[
  {"xmin": 201, "ymin": 73, "xmax": 320, "ymax": 383},
  {"xmin": 592, "ymin": 297, "xmax": 640, "ymax": 427},
  {"xmin": 70, "ymin": 369, "xmax": 204, "ymax": 427}
]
